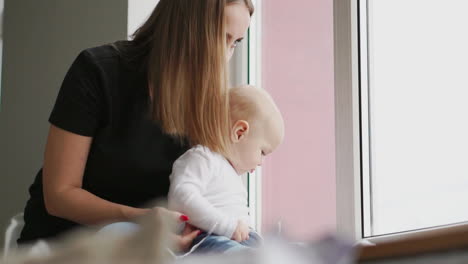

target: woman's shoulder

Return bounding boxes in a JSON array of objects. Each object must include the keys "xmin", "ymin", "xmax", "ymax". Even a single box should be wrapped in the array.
[
  {"xmin": 61, "ymin": 43, "xmax": 121, "ymax": 81},
  {"xmin": 75, "ymin": 41, "xmax": 143, "ymax": 72},
  {"xmin": 84, "ymin": 43, "xmax": 118, "ymax": 59},
  {"xmin": 77, "ymin": 42, "xmax": 123, "ymax": 68}
]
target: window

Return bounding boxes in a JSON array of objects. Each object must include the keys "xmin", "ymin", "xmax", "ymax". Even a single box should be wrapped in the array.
[
  {"xmin": 229, "ymin": 0, "xmax": 262, "ymax": 233},
  {"xmin": 335, "ymin": 0, "xmax": 468, "ymax": 241}
]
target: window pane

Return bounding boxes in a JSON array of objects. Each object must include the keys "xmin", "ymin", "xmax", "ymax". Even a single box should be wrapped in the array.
[{"xmin": 364, "ymin": 0, "xmax": 468, "ymax": 236}]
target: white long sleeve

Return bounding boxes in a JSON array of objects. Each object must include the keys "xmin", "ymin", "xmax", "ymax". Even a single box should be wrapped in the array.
[{"xmin": 168, "ymin": 145, "xmax": 249, "ymax": 239}]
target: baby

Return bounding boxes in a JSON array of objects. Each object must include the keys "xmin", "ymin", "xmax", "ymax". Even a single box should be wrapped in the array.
[{"xmin": 168, "ymin": 85, "xmax": 284, "ymax": 254}]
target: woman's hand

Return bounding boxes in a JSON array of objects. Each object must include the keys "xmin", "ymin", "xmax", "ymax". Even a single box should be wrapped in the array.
[
  {"xmin": 174, "ymin": 223, "xmax": 201, "ymax": 252},
  {"xmin": 151, "ymin": 207, "xmax": 200, "ymax": 252}
]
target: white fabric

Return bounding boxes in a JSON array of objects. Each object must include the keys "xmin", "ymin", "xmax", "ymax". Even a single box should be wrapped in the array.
[
  {"xmin": 168, "ymin": 145, "xmax": 249, "ymax": 239},
  {"xmin": 3, "ymin": 213, "xmax": 24, "ymax": 259},
  {"xmin": 3, "ymin": 213, "xmax": 53, "ymax": 260}
]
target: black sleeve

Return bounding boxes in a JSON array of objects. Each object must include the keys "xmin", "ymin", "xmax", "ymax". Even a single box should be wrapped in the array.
[{"xmin": 49, "ymin": 50, "xmax": 105, "ymax": 137}]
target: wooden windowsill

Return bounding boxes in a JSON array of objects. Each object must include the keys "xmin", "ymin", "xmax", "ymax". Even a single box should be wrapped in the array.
[{"xmin": 358, "ymin": 224, "xmax": 468, "ymax": 261}]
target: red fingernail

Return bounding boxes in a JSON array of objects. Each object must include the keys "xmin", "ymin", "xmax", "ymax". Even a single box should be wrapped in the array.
[
  {"xmin": 197, "ymin": 230, "xmax": 202, "ymax": 235},
  {"xmin": 180, "ymin": 215, "xmax": 189, "ymax": 222}
]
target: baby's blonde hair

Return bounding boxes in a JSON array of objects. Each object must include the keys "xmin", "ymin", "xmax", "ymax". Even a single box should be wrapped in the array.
[
  {"xmin": 229, "ymin": 85, "xmax": 282, "ymax": 128},
  {"xmin": 229, "ymin": 85, "xmax": 263, "ymax": 124},
  {"xmin": 228, "ymin": 86, "xmax": 284, "ymax": 154}
]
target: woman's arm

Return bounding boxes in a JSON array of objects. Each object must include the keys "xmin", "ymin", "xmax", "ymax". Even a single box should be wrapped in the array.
[{"xmin": 42, "ymin": 124, "xmax": 149, "ymax": 226}]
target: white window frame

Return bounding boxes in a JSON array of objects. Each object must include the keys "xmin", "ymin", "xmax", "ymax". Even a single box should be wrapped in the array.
[
  {"xmin": 230, "ymin": 0, "xmax": 263, "ymax": 233},
  {"xmin": 334, "ymin": 0, "xmax": 468, "ymax": 244},
  {"xmin": 334, "ymin": 0, "xmax": 363, "ymax": 242},
  {"xmin": 247, "ymin": 0, "xmax": 263, "ymax": 233}
]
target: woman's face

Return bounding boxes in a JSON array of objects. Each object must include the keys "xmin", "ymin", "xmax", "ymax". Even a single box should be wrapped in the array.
[{"xmin": 225, "ymin": 3, "xmax": 252, "ymax": 61}]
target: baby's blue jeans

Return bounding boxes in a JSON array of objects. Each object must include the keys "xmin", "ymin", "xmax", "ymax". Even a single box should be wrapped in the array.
[{"xmin": 191, "ymin": 231, "xmax": 262, "ymax": 254}]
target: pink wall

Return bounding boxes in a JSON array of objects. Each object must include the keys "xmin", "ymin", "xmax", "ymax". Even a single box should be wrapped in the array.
[{"xmin": 261, "ymin": 0, "xmax": 336, "ymax": 240}]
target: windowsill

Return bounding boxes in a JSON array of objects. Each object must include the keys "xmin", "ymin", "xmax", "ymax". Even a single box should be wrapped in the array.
[{"xmin": 358, "ymin": 222, "xmax": 468, "ymax": 261}]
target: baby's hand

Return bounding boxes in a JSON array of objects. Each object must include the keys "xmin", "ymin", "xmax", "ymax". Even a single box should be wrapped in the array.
[{"xmin": 231, "ymin": 220, "xmax": 250, "ymax": 242}]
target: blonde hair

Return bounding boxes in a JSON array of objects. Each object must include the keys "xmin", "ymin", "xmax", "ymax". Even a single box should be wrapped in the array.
[
  {"xmin": 228, "ymin": 0, "xmax": 255, "ymax": 14},
  {"xmin": 229, "ymin": 85, "xmax": 261, "ymax": 124},
  {"xmin": 128, "ymin": 0, "xmax": 254, "ymax": 156}
]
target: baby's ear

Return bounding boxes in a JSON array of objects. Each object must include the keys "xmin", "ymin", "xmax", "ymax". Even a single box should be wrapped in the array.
[{"xmin": 231, "ymin": 120, "xmax": 250, "ymax": 142}]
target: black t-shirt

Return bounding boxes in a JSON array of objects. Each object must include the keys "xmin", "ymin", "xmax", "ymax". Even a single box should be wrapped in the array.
[{"xmin": 18, "ymin": 42, "xmax": 188, "ymax": 244}]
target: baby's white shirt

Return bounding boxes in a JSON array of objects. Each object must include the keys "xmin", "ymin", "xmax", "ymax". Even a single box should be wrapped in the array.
[{"xmin": 168, "ymin": 145, "xmax": 250, "ymax": 239}]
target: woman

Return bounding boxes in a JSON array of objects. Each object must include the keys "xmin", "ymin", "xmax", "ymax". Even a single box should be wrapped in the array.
[{"xmin": 18, "ymin": 0, "xmax": 254, "ymax": 252}]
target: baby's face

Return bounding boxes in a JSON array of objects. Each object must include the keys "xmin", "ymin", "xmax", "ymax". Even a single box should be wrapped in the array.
[
  {"xmin": 228, "ymin": 113, "xmax": 284, "ymax": 175},
  {"xmin": 226, "ymin": 85, "xmax": 284, "ymax": 175}
]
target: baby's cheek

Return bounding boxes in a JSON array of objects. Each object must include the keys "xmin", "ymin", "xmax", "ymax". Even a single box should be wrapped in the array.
[
  {"xmin": 245, "ymin": 155, "xmax": 255, "ymax": 168},
  {"xmin": 254, "ymin": 155, "xmax": 262, "ymax": 166}
]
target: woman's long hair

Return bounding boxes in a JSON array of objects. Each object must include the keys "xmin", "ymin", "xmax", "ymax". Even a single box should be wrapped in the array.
[{"xmin": 129, "ymin": 0, "xmax": 254, "ymax": 155}]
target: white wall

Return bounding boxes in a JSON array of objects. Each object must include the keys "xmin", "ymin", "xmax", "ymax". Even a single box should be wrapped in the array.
[{"xmin": 127, "ymin": 0, "xmax": 159, "ymax": 38}]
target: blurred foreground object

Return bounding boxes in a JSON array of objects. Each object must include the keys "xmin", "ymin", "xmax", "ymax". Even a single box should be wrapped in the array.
[{"xmin": 2, "ymin": 211, "xmax": 356, "ymax": 264}]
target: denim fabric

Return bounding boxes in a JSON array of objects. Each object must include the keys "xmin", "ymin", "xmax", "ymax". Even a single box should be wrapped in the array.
[{"xmin": 191, "ymin": 231, "xmax": 262, "ymax": 254}]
